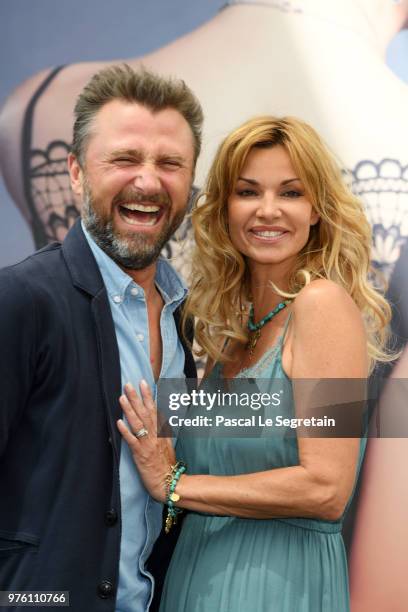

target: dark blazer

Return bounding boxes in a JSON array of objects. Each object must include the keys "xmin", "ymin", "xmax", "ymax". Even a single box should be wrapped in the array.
[{"xmin": 0, "ymin": 220, "xmax": 196, "ymax": 611}]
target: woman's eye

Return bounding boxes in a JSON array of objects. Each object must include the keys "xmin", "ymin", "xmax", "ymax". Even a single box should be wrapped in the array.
[
  {"xmin": 281, "ymin": 190, "xmax": 302, "ymax": 198},
  {"xmin": 237, "ymin": 189, "xmax": 257, "ymax": 197}
]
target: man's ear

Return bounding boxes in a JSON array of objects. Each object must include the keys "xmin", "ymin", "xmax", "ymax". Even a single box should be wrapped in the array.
[{"xmin": 68, "ymin": 153, "xmax": 84, "ymax": 197}]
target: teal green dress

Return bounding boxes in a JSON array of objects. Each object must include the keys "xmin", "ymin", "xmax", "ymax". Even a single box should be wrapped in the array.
[{"xmin": 160, "ymin": 316, "xmax": 366, "ymax": 612}]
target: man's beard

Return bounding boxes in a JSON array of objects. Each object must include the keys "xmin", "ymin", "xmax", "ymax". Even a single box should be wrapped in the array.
[{"xmin": 81, "ymin": 183, "xmax": 186, "ymax": 270}]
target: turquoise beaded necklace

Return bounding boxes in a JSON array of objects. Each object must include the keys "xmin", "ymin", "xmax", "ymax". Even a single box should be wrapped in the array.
[{"xmin": 246, "ymin": 299, "xmax": 292, "ymax": 355}]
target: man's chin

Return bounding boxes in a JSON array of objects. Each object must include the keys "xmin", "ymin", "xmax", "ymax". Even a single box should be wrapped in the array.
[{"xmin": 109, "ymin": 234, "xmax": 165, "ymax": 270}]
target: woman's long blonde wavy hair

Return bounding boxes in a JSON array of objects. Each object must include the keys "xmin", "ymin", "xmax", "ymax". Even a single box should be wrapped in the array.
[{"xmin": 183, "ymin": 116, "xmax": 393, "ymax": 373}]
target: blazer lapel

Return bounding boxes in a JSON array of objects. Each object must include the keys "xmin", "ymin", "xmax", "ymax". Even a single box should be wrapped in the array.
[
  {"xmin": 62, "ymin": 220, "xmax": 122, "ymax": 460},
  {"xmin": 91, "ymin": 290, "xmax": 122, "ymax": 462}
]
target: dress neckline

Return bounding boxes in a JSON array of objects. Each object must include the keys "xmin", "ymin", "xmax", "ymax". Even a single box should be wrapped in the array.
[
  {"xmin": 219, "ymin": 311, "xmax": 292, "ymax": 379},
  {"xmin": 232, "ymin": 333, "xmax": 284, "ymax": 378}
]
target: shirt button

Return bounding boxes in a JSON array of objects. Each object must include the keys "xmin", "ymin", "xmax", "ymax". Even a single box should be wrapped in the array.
[
  {"xmin": 113, "ymin": 295, "xmax": 122, "ymax": 304},
  {"xmin": 136, "ymin": 333, "xmax": 144, "ymax": 342},
  {"xmin": 98, "ymin": 580, "xmax": 114, "ymax": 599},
  {"xmin": 130, "ymin": 287, "xmax": 139, "ymax": 296},
  {"xmin": 105, "ymin": 509, "xmax": 118, "ymax": 526}
]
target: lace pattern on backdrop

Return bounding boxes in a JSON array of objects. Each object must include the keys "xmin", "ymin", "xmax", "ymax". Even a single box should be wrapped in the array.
[{"xmin": 350, "ymin": 159, "xmax": 408, "ymax": 280}]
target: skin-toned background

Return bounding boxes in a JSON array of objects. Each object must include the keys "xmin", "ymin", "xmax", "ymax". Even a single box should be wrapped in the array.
[{"xmin": 0, "ymin": 0, "xmax": 407, "ymax": 267}]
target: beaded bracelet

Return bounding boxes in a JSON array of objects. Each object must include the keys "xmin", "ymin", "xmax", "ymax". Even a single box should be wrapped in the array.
[{"xmin": 165, "ymin": 461, "xmax": 186, "ymax": 534}]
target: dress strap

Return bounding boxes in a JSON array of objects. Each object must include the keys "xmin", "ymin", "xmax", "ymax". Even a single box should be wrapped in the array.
[{"xmin": 280, "ymin": 311, "xmax": 293, "ymax": 346}]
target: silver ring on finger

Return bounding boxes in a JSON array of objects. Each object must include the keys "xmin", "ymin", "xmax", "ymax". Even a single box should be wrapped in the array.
[{"xmin": 134, "ymin": 427, "xmax": 149, "ymax": 439}]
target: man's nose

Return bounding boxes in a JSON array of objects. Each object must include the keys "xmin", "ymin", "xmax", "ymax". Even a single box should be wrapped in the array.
[{"xmin": 132, "ymin": 163, "xmax": 162, "ymax": 194}]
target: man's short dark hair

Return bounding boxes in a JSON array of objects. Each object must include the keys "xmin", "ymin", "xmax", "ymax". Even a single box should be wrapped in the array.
[{"xmin": 72, "ymin": 63, "xmax": 203, "ymax": 166}]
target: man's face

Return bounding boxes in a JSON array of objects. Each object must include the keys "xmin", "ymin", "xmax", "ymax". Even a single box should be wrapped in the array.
[{"xmin": 69, "ymin": 99, "xmax": 195, "ymax": 269}]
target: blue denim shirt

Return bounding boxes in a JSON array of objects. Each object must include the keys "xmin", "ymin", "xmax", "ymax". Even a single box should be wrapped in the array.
[{"xmin": 82, "ymin": 223, "xmax": 187, "ymax": 611}]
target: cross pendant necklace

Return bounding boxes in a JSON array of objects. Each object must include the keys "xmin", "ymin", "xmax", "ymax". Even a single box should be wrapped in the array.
[{"xmin": 246, "ymin": 329, "xmax": 261, "ymax": 355}]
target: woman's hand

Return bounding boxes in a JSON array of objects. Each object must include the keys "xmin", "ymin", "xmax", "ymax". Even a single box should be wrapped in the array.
[{"xmin": 117, "ymin": 379, "xmax": 176, "ymax": 502}]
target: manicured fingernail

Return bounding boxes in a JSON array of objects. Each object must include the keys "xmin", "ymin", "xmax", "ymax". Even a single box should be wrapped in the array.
[
  {"xmin": 140, "ymin": 379, "xmax": 148, "ymax": 388},
  {"xmin": 125, "ymin": 382, "xmax": 134, "ymax": 392}
]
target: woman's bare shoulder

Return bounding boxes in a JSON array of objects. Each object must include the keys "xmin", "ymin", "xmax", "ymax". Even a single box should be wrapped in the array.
[
  {"xmin": 289, "ymin": 280, "xmax": 367, "ymax": 378},
  {"xmin": 294, "ymin": 278, "xmax": 357, "ymax": 307},
  {"xmin": 293, "ymin": 279, "xmax": 362, "ymax": 326}
]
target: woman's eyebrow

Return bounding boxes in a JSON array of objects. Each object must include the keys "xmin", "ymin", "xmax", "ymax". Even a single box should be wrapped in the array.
[
  {"xmin": 281, "ymin": 178, "xmax": 301, "ymax": 186},
  {"xmin": 237, "ymin": 176, "xmax": 259, "ymax": 185},
  {"xmin": 237, "ymin": 176, "xmax": 301, "ymax": 185}
]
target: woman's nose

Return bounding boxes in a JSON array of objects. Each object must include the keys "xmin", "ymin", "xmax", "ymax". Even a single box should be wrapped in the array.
[{"xmin": 255, "ymin": 193, "xmax": 282, "ymax": 219}]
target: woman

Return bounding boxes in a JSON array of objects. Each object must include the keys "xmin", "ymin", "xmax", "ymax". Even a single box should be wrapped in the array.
[{"xmin": 117, "ymin": 116, "xmax": 392, "ymax": 611}]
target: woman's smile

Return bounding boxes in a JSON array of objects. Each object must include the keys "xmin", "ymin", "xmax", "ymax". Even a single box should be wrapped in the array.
[{"xmin": 249, "ymin": 225, "xmax": 289, "ymax": 243}]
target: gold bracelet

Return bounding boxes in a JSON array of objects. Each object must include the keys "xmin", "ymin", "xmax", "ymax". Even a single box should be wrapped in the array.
[{"xmin": 164, "ymin": 461, "xmax": 186, "ymax": 534}]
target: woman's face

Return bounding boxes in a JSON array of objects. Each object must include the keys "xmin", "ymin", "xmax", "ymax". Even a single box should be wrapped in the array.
[{"xmin": 227, "ymin": 145, "xmax": 319, "ymax": 274}]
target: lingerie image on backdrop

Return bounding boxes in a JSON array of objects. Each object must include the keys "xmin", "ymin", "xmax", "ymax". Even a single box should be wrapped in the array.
[{"xmin": 116, "ymin": 115, "xmax": 395, "ymax": 612}]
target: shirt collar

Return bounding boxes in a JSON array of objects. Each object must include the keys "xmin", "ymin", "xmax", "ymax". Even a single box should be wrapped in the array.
[{"xmin": 81, "ymin": 221, "xmax": 187, "ymax": 306}]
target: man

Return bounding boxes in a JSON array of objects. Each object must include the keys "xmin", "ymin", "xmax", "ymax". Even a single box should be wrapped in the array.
[{"xmin": 0, "ymin": 64, "xmax": 202, "ymax": 611}]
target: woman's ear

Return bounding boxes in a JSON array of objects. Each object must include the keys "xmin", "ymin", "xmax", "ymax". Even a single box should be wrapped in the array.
[{"xmin": 310, "ymin": 210, "xmax": 320, "ymax": 226}]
